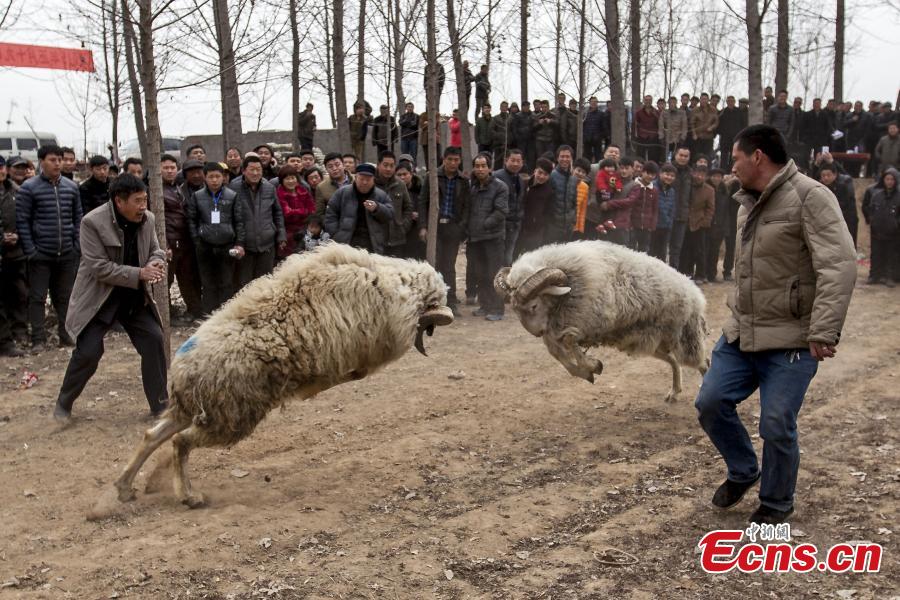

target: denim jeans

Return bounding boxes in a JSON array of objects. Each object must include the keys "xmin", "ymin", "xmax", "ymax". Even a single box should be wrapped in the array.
[
  {"xmin": 695, "ymin": 335, "xmax": 819, "ymax": 511},
  {"xmin": 400, "ymin": 138, "xmax": 418, "ymax": 164}
]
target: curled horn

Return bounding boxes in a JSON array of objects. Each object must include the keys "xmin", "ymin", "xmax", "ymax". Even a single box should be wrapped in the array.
[
  {"xmin": 493, "ymin": 267, "xmax": 512, "ymax": 298},
  {"xmin": 515, "ymin": 268, "xmax": 568, "ymax": 303}
]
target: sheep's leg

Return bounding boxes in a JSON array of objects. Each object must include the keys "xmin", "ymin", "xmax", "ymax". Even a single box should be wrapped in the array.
[
  {"xmin": 114, "ymin": 416, "xmax": 189, "ymax": 502},
  {"xmin": 654, "ymin": 351, "xmax": 682, "ymax": 403},
  {"xmin": 698, "ymin": 356, "xmax": 710, "ymax": 376},
  {"xmin": 172, "ymin": 426, "xmax": 206, "ymax": 508},
  {"xmin": 545, "ymin": 328, "xmax": 603, "ymax": 383}
]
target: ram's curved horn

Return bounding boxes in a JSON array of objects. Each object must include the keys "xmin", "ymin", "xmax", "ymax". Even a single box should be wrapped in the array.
[
  {"xmin": 515, "ymin": 268, "xmax": 568, "ymax": 303},
  {"xmin": 493, "ymin": 267, "xmax": 512, "ymax": 298}
]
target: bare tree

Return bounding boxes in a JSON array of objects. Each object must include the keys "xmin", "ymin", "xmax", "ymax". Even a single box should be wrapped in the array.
[
  {"xmin": 425, "ymin": 0, "xmax": 439, "ymax": 266},
  {"xmin": 447, "ymin": 0, "xmax": 474, "ymax": 165},
  {"xmin": 290, "ymin": 0, "xmax": 301, "ymax": 149},
  {"xmin": 834, "ymin": 0, "xmax": 844, "ymax": 102},
  {"xmin": 775, "ymin": 0, "xmax": 789, "ymax": 93},
  {"xmin": 357, "ymin": 0, "xmax": 367, "ymax": 103},
  {"xmin": 520, "ymin": 0, "xmax": 529, "ymax": 103},
  {"xmin": 334, "ymin": 0, "xmax": 351, "ymax": 149},
  {"xmin": 122, "ymin": 1, "xmax": 148, "ymax": 160},
  {"xmin": 744, "ymin": 0, "xmax": 770, "ymax": 124},
  {"xmin": 576, "ymin": 0, "xmax": 587, "ymax": 158},
  {"xmin": 212, "ymin": 0, "xmax": 243, "ymax": 155},
  {"xmin": 554, "ymin": 0, "xmax": 562, "ymax": 97},
  {"xmin": 629, "ymin": 0, "xmax": 641, "ymax": 138},
  {"xmin": 604, "ymin": 0, "xmax": 627, "ymax": 148}
]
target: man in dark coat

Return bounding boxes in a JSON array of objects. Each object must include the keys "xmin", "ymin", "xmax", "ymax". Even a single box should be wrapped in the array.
[
  {"xmin": 324, "ymin": 162, "xmax": 394, "ymax": 254},
  {"xmin": 0, "ymin": 156, "xmax": 27, "ymax": 356},
  {"xmin": 717, "ymin": 96, "xmax": 747, "ymax": 170}
]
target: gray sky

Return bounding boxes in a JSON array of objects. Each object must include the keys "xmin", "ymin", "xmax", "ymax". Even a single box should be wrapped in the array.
[{"xmin": 1, "ymin": 0, "xmax": 898, "ymax": 156}]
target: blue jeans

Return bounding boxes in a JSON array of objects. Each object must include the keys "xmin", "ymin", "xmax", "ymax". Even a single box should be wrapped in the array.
[
  {"xmin": 695, "ymin": 336, "xmax": 818, "ymax": 511},
  {"xmin": 401, "ymin": 138, "xmax": 418, "ymax": 164}
]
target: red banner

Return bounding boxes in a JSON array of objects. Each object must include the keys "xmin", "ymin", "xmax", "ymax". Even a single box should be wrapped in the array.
[{"xmin": 0, "ymin": 42, "xmax": 94, "ymax": 72}]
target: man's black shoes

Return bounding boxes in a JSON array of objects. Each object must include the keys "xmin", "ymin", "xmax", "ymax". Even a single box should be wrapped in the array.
[
  {"xmin": 749, "ymin": 504, "xmax": 794, "ymax": 524},
  {"xmin": 711, "ymin": 474, "xmax": 760, "ymax": 509}
]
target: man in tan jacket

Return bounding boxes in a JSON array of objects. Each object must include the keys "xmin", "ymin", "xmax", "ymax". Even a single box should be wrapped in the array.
[
  {"xmin": 54, "ymin": 174, "xmax": 168, "ymax": 424},
  {"xmin": 695, "ymin": 125, "xmax": 856, "ymax": 525}
]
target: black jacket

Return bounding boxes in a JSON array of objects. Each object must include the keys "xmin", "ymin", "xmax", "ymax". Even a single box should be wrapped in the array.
[
  {"xmin": 15, "ymin": 173, "xmax": 82, "ymax": 257},
  {"xmin": 228, "ymin": 178, "xmax": 286, "ymax": 252},
  {"xmin": 800, "ymin": 110, "xmax": 832, "ymax": 149},
  {"xmin": 79, "ymin": 177, "xmax": 110, "ymax": 217},
  {"xmin": 187, "ymin": 185, "xmax": 245, "ymax": 248},
  {"xmin": 493, "ymin": 168, "xmax": 525, "ymax": 223},
  {"xmin": 324, "ymin": 184, "xmax": 393, "ymax": 254},
  {"xmin": 467, "ymin": 175, "xmax": 508, "ymax": 242},
  {"xmin": 0, "ymin": 179, "xmax": 24, "ymax": 260}
]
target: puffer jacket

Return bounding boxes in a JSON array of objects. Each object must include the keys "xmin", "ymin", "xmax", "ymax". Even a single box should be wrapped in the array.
[
  {"xmin": 187, "ymin": 185, "xmax": 245, "ymax": 248},
  {"xmin": 724, "ymin": 160, "xmax": 857, "ymax": 351},
  {"xmin": 15, "ymin": 173, "xmax": 82, "ymax": 257},
  {"xmin": 655, "ymin": 180, "xmax": 676, "ymax": 230},
  {"xmin": 475, "ymin": 116, "xmax": 493, "ymax": 146},
  {"xmin": 79, "ymin": 176, "xmax": 110, "ymax": 217},
  {"xmin": 229, "ymin": 178, "xmax": 286, "ymax": 253},
  {"xmin": 534, "ymin": 111, "xmax": 559, "ymax": 143},
  {"xmin": 0, "ymin": 178, "xmax": 24, "ymax": 259},
  {"xmin": 466, "ymin": 175, "xmax": 508, "ymax": 242},
  {"xmin": 509, "ymin": 111, "xmax": 535, "ymax": 146},
  {"xmin": 549, "ymin": 166, "xmax": 576, "ymax": 232},
  {"xmin": 583, "ymin": 108, "xmax": 606, "ymax": 141},
  {"xmin": 875, "ymin": 134, "xmax": 900, "ymax": 172},
  {"xmin": 324, "ymin": 184, "xmax": 393, "ymax": 254},
  {"xmin": 628, "ymin": 180, "xmax": 659, "ymax": 231},
  {"xmin": 375, "ymin": 174, "xmax": 413, "ymax": 248},
  {"xmin": 490, "ymin": 113, "xmax": 510, "ymax": 150}
]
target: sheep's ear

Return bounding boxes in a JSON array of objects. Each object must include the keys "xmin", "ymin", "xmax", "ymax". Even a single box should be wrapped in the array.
[{"xmin": 541, "ymin": 286, "xmax": 571, "ymax": 297}]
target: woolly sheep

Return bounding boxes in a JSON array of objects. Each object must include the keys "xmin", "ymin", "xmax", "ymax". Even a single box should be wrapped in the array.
[
  {"xmin": 108, "ymin": 244, "xmax": 453, "ymax": 510},
  {"xmin": 495, "ymin": 240, "xmax": 709, "ymax": 402}
]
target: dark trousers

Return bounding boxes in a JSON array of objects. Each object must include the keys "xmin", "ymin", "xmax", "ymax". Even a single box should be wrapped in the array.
[
  {"xmin": 870, "ymin": 234, "xmax": 900, "ymax": 282},
  {"xmin": 400, "ymin": 138, "xmax": 418, "ymax": 164},
  {"xmin": 475, "ymin": 96, "xmax": 488, "ymax": 119},
  {"xmin": 630, "ymin": 229, "xmax": 653, "ymax": 253},
  {"xmin": 605, "ymin": 228, "xmax": 630, "ymax": 246},
  {"xmin": 238, "ymin": 248, "xmax": 276, "ymax": 288},
  {"xmin": 168, "ymin": 242, "xmax": 203, "ymax": 318},
  {"xmin": 846, "ymin": 219, "xmax": 858, "ymax": 249},
  {"xmin": 422, "ymin": 144, "xmax": 443, "ymax": 170},
  {"xmin": 467, "ymin": 237, "xmax": 505, "ymax": 314},
  {"xmin": 436, "ymin": 223, "xmax": 462, "ymax": 306},
  {"xmin": 385, "ymin": 244, "xmax": 406, "ymax": 258},
  {"xmin": 585, "ymin": 138, "xmax": 603, "ymax": 163},
  {"xmin": 57, "ymin": 304, "xmax": 167, "ymax": 414},
  {"xmin": 668, "ymin": 221, "xmax": 688, "ymax": 272},
  {"xmin": 719, "ymin": 138, "xmax": 734, "ymax": 170},
  {"xmin": 535, "ymin": 140, "xmax": 556, "ymax": 160},
  {"xmin": 696, "ymin": 336, "xmax": 818, "ymax": 511},
  {"xmin": 707, "ymin": 228, "xmax": 736, "ymax": 279},
  {"xmin": 0, "ymin": 258, "xmax": 28, "ymax": 343},
  {"xmin": 299, "ymin": 136, "xmax": 314, "ymax": 150},
  {"xmin": 693, "ymin": 138, "xmax": 714, "ymax": 161},
  {"xmin": 196, "ymin": 244, "xmax": 237, "ymax": 316},
  {"xmin": 684, "ymin": 227, "xmax": 709, "ymax": 279},
  {"xmin": 504, "ymin": 221, "xmax": 521, "ymax": 266},
  {"xmin": 27, "ymin": 251, "xmax": 77, "ymax": 343},
  {"xmin": 465, "ymin": 242, "xmax": 478, "ymax": 301},
  {"xmin": 633, "ymin": 139, "xmax": 663, "ymax": 163},
  {"xmin": 650, "ymin": 228, "xmax": 671, "ymax": 262}
]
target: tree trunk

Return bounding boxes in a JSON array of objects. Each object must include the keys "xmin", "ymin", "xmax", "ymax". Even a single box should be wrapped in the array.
[
  {"xmin": 447, "ymin": 0, "xmax": 473, "ymax": 166},
  {"xmin": 391, "ymin": 0, "xmax": 406, "ymax": 112},
  {"xmin": 357, "ymin": 0, "xmax": 366, "ymax": 103},
  {"xmin": 629, "ymin": 0, "xmax": 641, "ymax": 140},
  {"xmin": 425, "ymin": 0, "xmax": 439, "ymax": 266},
  {"xmin": 121, "ymin": 0, "xmax": 147, "ymax": 161},
  {"xmin": 553, "ymin": 0, "xmax": 561, "ymax": 97},
  {"xmin": 520, "ymin": 0, "xmax": 528, "ymax": 104},
  {"xmin": 485, "ymin": 0, "xmax": 493, "ymax": 69},
  {"xmin": 745, "ymin": 0, "xmax": 764, "ymax": 124},
  {"xmin": 775, "ymin": 0, "xmax": 789, "ymax": 93},
  {"xmin": 333, "ymin": 0, "xmax": 350, "ymax": 150},
  {"xmin": 324, "ymin": 1, "xmax": 336, "ymax": 128},
  {"xmin": 213, "ymin": 0, "xmax": 242, "ymax": 157},
  {"xmin": 101, "ymin": 0, "xmax": 122, "ymax": 162},
  {"xmin": 833, "ymin": 0, "xmax": 844, "ymax": 103},
  {"xmin": 290, "ymin": 0, "xmax": 300, "ymax": 150},
  {"xmin": 136, "ymin": 0, "xmax": 170, "ymax": 362},
  {"xmin": 577, "ymin": 0, "xmax": 586, "ymax": 158},
  {"xmin": 604, "ymin": 0, "xmax": 626, "ymax": 148}
]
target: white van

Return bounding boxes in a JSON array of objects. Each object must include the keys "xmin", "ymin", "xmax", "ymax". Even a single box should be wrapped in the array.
[
  {"xmin": 0, "ymin": 132, "xmax": 60, "ymax": 163},
  {"xmin": 119, "ymin": 137, "xmax": 184, "ymax": 162}
]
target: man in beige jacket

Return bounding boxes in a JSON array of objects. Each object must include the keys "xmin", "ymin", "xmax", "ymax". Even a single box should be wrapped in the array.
[
  {"xmin": 695, "ymin": 125, "xmax": 857, "ymax": 524},
  {"xmin": 54, "ymin": 174, "xmax": 168, "ymax": 424}
]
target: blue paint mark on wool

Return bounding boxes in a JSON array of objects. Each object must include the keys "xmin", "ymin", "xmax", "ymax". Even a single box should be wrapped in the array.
[{"xmin": 176, "ymin": 335, "xmax": 197, "ymax": 356}]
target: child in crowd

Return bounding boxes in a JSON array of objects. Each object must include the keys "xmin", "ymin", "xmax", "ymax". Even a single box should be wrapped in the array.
[
  {"xmin": 628, "ymin": 161, "xmax": 660, "ymax": 253},
  {"xmin": 302, "ymin": 215, "xmax": 331, "ymax": 252},
  {"xmin": 572, "ymin": 158, "xmax": 592, "ymax": 238}
]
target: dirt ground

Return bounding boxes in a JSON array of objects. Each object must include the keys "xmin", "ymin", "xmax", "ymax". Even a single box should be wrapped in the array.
[{"xmin": 1, "ymin": 219, "xmax": 898, "ymax": 598}]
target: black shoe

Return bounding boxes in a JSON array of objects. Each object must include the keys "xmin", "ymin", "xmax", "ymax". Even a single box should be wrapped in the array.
[
  {"xmin": 723, "ymin": 273, "xmax": 733, "ymax": 281},
  {"xmin": 472, "ymin": 307, "xmax": 487, "ymax": 317},
  {"xmin": 53, "ymin": 404, "xmax": 72, "ymax": 424},
  {"xmin": 465, "ymin": 297, "xmax": 478, "ymax": 306},
  {"xmin": 867, "ymin": 277, "xmax": 882, "ymax": 285},
  {"xmin": 149, "ymin": 401, "xmax": 169, "ymax": 420},
  {"xmin": 31, "ymin": 341, "xmax": 48, "ymax": 354},
  {"xmin": 885, "ymin": 280, "xmax": 896, "ymax": 289},
  {"xmin": 450, "ymin": 305, "xmax": 462, "ymax": 318},
  {"xmin": 749, "ymin": 504, "xmax": 794, "ymax": 524},
  {"xmin": 711, "ymin": 474, "xmax": 760, "ymax": 509},
  {"xmin": 0, "ymin": 341, "xmax": 25, "ymax": 357},
  {"xmin": 58, "ymin": 333, "xmax": 75, "ymax": 347}
]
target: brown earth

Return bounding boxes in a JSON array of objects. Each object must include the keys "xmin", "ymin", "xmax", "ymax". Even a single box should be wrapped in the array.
[{"xmin": 1, "ymin": 236, "xmax": 898, "ymax": 599}]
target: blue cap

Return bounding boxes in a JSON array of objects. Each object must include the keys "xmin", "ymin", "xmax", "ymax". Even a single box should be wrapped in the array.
[{"xmin": 355, "ymin": 163, "xmax": 376, "ymax": 176}]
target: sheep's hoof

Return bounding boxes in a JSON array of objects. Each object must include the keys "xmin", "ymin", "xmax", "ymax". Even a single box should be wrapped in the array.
[
  {"xmin": 593, "ymin": 359, "xmax": 604, "ymax": 376},
  {"xmin": 664, "ymin": 389, "xmax": 680, "ymax": 403},
  {"xmin": 181, "ymin": 492, "xmax": 206, "ymax": 509},
  {"xmin": 585, "ymin": 373, "xmax": 595, "ymax": 384},
  {"xmin": 115, "ymin": 482, "xmax": 136, "ymax": 503}
]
